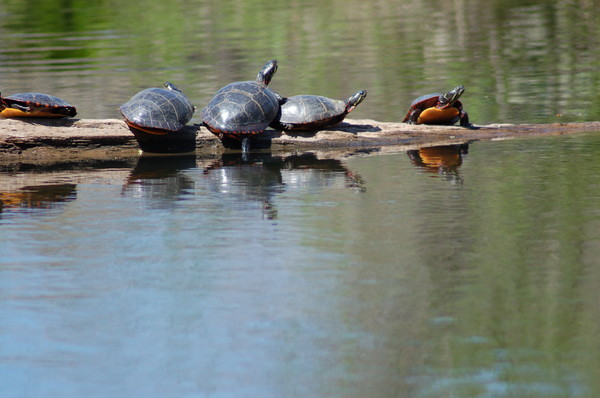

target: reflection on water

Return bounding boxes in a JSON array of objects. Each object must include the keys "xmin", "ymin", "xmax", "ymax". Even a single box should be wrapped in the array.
[
  {"xmin": 122, "ymin": 155, "xmax": 197, "ymax": 209},
  {"xmin": 407, "ymin": 143, "xmax": 469, "ymax": 184},
  {"xmin": 1, "ymin": 134, "xmax": 600, "ymax": 397},
  {"xmin": 3, "ymin": 0, "xmax": 600, "ymax": 395},
  {"xmin": 2, "ymin": 0, "xmax": 600, "ymax": 123},
  {"xmin": 122, "ymin": 152, "xmax": 365, "ymax": 219},
  {"xmin": 0, "ymin": 183, "xmax": 76, "ymax": 214}
]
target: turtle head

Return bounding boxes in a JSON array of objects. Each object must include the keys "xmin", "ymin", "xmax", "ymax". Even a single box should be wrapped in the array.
[
  {"xmin": 345, "ymin": 90, "xmax": 367, "ymax": 113},
  {"xmin": 439, "ymin": 85, "xmax": 465, "ymax": 107},
  {"xmin": 164, "ymin": 82, "xmax": 182, "ymax": 92},
  {"xmin": 257, "ymin": 59, "xmax": 278, "ymax": 85}
]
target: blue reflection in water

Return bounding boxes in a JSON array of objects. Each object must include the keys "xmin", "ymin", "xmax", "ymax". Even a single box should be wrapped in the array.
[
  {"xmin": 0, "ymin": 151, "xmax": 367, "ymax": 398},
  {"xmin": 1, "ymin": 135, "xmax": 600, "ymax": 397}
]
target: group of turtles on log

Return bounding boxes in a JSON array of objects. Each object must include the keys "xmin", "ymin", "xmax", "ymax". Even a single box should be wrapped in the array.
[{"xmin": 0, "ymin": 59, "xmax": 472, "ymax": 152}]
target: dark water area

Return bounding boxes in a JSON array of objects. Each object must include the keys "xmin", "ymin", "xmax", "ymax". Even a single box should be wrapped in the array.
[{"xmin": 2, "ymin": 1, "xmax": 600, "ymax": 397}]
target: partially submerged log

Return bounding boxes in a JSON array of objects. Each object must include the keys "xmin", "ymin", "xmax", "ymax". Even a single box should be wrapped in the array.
[
  {"xmin": 1, "ymin": 117, "xmax": 599, "ymax": 160},
  {"xmin": 1, "ymin": 118, "xmax": 599, "ymax": 203}
]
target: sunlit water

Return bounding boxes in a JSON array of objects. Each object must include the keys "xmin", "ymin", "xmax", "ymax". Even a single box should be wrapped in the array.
[
  {"xmin": 2, "ymin": 0, "xmax": 600, "ymax": 123},
  {"xmin": 2, "ymin": 0, "xmax": 600, "ymax": 397},
  {"xmin": 2, "ymin": 134, "xmax": 600, "ymax": 397}
]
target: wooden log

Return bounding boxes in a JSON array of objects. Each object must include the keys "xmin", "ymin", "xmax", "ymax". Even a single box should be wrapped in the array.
[{"xmin": 1, "ymin": 117, "xmax": 599, "ymax": 159}]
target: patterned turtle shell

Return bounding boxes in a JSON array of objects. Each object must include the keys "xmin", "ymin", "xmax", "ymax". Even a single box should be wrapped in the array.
[
  {"xmin": 120, "ymin": 82, "xmax": 195, "ymax": 134},
  {"xmin": 0, "ymin": 92, "xmax": 77, "ymax": 118},
  {"xmin": 272, "ymin": 90, "xmax": 367, "ymax": 131},
  {"xmin": 201, "ymin": 59, "xmax": 280, "ymax": 140}
]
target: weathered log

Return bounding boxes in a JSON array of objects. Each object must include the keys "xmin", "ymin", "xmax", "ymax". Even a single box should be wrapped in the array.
[
  {"xmin": 1, "ymin": 117, "xmax": 599, "ymax": 195},
  {"xmin": 1, "ymin": 117, "xmax": 599, "ymax": 159}
]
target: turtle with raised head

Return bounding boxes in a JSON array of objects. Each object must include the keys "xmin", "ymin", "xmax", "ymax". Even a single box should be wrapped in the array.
[
  {"xmin": 120, "ymin": 82, "xmax": 195, "ymax": 135},
  {"xmin": 0, "ymin": 92, "xmax": 77, "ymax": 118},
  {"xmin": 403, "ymin": 85, "xmax": 470, "ymax": 127},
  {"xmin": 201, "ymin": 59, "xmax": 281, "ymax": 151},
  {"xmin": 271, "ymin": 90, "xmax": 367, "ymax": 131}
]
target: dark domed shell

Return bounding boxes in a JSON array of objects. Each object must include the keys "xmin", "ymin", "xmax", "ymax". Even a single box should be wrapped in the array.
[
  {"xmin": 279, "ymin": 95, "xmax": 345, "ymax": 124},
  {"xmin": 272, "ymin": 90, "xmax": 366, "ymax": 131},
  {"xmin": 120, "ymin": 84, "xmax": 195, "ymax": 132},
  {"xmin": 201, "ymin": 81, "xmax": 280, "ymax": 135},
  {"xmin": 201, "ymin": 59, "xmax": 280, "ymax": 139},
  {"xmin": 6, "ymin": 93, "xmax": 73, "ymax": 107},
  {"xmin": 1, "ymin": 92, "xmax": 77, "ymax": 117}
]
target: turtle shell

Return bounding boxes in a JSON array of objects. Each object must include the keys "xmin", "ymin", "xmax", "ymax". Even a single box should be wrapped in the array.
[
  {"xmin": 409, "ymin": 93, "xmax": 443, "ymax": 110},
  {"xmin": 201, "ymin": 81, "xmax": 280, "ymax": 138},
  {"xmin": 402, "ymin": 93, "xmax": 443, "ymax": 123},
  {"xmin": 120, "ymin": 84, "xmax": 195, "ymax": 134},
  {"xmin": 272, "ymin": 90, "xmax": 366, "ymax": 131},
  {"xmin": 279, "ymin": 95, "xmax": 345, "ymax": 127},
  {"xmin": 0, "ymin": 92, "xmax": 77, "ymax": 118}
]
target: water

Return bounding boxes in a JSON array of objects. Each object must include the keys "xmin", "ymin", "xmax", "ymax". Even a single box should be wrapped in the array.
[
  {"xmin": 2, "ymin": 0, "xmax": 600, "ymax": 123},
  {"xmin": 2, "ymin": 0, "xmax": 600, "ymax": 397},
  {"xmin": 2, "ymin": 135, "xmax": 600, "ymax": 397}
]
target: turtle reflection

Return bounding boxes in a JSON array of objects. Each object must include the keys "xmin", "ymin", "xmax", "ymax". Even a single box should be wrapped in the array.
[
  {"xmin": 122, "ymin": 155, "xmax": 197, "ymax": 208},
  {"xmin": 407, "ymin": 144, "xmax": 469, "ymax": 184},
  {"xmin": 279, "ymin": 154, "xmax": 365, "ymax": 192},
  {"xmin": 204, "ymin": 152, "xmax": 365, "ymax": 219},
  {"xmin": 0, "ymin": 184, "xmax": 77, "ymax": 215}
]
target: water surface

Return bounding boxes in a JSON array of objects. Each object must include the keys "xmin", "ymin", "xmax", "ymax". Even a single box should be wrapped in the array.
[
  {"xmin": 2, "ymin": 0, "xmax": 600, "ymax": 123},
  {"xmin": 2, "ymin": 1, "xmax": 600, "ymax": 397},
  {"xmin": 2, "ymin": 133, "xmax": 600, "ymax": 397}
]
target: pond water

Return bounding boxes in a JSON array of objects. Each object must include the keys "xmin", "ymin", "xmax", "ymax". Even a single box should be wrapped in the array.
[
  {"xmin": 2, "ymin": 0, "xmax": 600, "ymax": 124},
  {"xmin": 2, "ymin": 135, "xmax": 600, "ymax": 397},
  {"xmin": 2, "ymin": 0, "xmax": 600, "ymax": 397}
]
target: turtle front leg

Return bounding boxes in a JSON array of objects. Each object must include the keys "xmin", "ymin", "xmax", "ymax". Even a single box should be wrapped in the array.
[
  {"xmin": 279, "ymin": 122, "xmax": 296, "ymax": 131},
  {"xmin": 459, "ymin": 110, "xmax": 473, "ymax": 128},
  {"xmin": 405, "ymin": 109, "xmax": 422, "ymax": 124},
  {"xmin": 9, "ymin": 103, "xmax": 31, "ymax": 112}
]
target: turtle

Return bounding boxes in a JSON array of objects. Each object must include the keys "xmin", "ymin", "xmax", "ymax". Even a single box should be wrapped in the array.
[
  {"xmin": 271, "ymin": 90, "xmax": 367, "ymax": 131},
  {"xmin": 120, "ymin": 82, "xmax": 195, "ymax": 135},
  {"xmin": 402, "ymin": 85, "xmax": 471, "ymax": 127},
  {"xmin": 201, "ymin": 59, "xmax": 281, "ymax": 151},
  {"xmin": 0, "ymin": 92, "xmax": 77, "ymax": 118}
]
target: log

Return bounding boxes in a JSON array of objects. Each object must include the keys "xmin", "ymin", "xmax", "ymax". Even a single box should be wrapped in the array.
[{"xmin": 1, "ymin": 117, "xmax": 599, "ymax": 160}]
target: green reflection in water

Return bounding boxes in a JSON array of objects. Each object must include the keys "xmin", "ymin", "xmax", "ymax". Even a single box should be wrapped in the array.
[
  {"xmin": 1, "ymin": 0, "xmax": 600, "ymax": 123},
  {"xmin": 331, "ymin": 134, "xmax": 600, "ymax": 397},
  {"xmin": 0, "ymin": 134, "xmax": 599, "ymax": 397}
]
